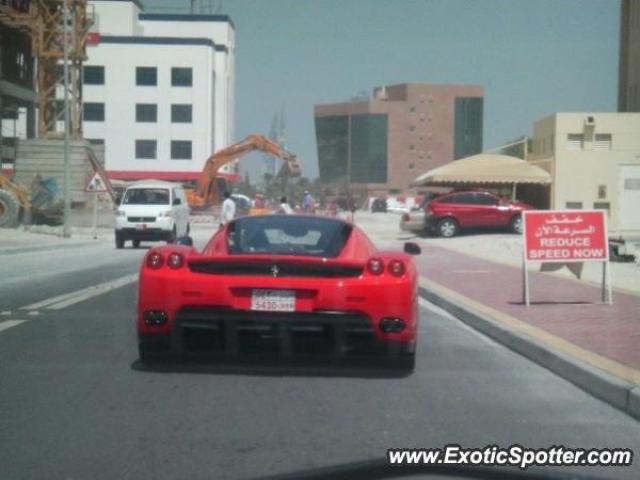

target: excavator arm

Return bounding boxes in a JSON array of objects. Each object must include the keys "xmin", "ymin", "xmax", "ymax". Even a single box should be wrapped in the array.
[{"xmin": 195, "ymin": 134, "xmax": 301, "ymax": 207}]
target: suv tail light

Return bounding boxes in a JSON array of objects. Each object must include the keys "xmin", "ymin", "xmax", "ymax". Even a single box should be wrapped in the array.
[
  {"xmin": 388, "ymin": 259, "xmax": 405, "ymax": 277},
  {"xmin": 146, "ymin": 252, "xmax": 164, "ymax": 269},
  {"xmin": 367, "ymin": 258, "xmax": 384, "ymax": 275},
  {"xmin": 167, "ymin": 252, "xmax": 185, "ymax": 269}
]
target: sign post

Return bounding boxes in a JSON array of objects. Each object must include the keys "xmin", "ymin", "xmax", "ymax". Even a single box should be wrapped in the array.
[
  {"xmin": 85, "ymin": 172, "xmax": 108, "ymax": 240},
  {"xmin": 522, "ymin": 210, "xmax": 611, "ymax": 306}
]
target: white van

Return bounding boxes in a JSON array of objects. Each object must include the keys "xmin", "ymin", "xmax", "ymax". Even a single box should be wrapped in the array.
[{"xmin": 115, "ymin": 180, "xmax": 190, "ymax": 249}]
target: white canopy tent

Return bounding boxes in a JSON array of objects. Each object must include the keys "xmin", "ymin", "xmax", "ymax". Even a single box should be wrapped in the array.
[{"xmin": 411, "ymin": 153, "xmax": 551, "ymax": 199}]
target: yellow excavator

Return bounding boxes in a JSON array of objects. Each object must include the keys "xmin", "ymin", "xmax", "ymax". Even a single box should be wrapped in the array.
[
  {"xmin": 186, "ymin": 134, "xmax": 301, "ymax": 209},
  {"xmin": 0, "ymin": 174, "xmax": 31, "ymax": 227}
]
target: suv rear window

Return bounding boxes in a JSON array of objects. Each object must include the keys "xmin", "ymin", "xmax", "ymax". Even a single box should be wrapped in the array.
[
  {"xmin": 122, "ymin": 188, "xmax": 170, "ymax": 205},
  {"xmin": 228, "ymin": 216, "xmax": 352, "ymax": 257}
]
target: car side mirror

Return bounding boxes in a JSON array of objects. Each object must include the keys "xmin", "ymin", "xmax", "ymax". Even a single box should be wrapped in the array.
[
  {"xmin": 177, "ymin": 236, "xmax": 193, "ymax": 247},
  {"xmin": 173, "ymin": 197, "xmax": 182, "ymax": 206},
  {"xmin": 404, "ymin": 242, "xmax": 421, "ymax": 255}
]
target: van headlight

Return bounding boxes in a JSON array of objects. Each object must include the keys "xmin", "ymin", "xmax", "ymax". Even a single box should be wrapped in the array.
[
  {"xmin": 158, "ymin": 210, "xmax": 173, "ymax": 218},
  {"xmin": 116, "ymin": 210, "xmax": 125, "ymax": 217}
]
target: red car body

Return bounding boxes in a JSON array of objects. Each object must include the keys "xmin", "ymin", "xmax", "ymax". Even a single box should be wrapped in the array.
[
  {"xmin": 137, "ymin": 215, "xmax": 419, "ymax": 370},
  {"xmin": 426, "ymin": 190, "xmax": 532, "ymax": 237}
]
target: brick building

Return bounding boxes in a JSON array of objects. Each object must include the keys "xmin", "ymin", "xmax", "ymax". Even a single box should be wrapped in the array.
[{"xmin": 314, "ymin": 83, "xmax": 484, "ymax": 197}]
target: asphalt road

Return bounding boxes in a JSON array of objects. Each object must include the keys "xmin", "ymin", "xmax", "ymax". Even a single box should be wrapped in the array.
[{"xmin": 0, "ymin": 235, "xmax": 638, "ymax": 480}]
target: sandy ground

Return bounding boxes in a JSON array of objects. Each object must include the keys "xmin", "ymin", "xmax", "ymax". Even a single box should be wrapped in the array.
[{"xmin": 354, "ymin": 211, "xmax": 640, "ymax": 296}]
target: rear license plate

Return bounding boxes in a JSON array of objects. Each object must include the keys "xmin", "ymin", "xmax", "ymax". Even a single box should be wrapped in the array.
[
  {"xmin": 136, "ymin": 224, "xmax": 147, "ymax": 230},
  {"xmin": 251, "ymin": 289, "xmax": 295, "ymax": 312}
]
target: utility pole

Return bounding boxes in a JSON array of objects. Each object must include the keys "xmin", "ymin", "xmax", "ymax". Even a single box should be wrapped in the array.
[{"xmin": 63, "ymin": 0, "xmax": 72, "ymax": 238}]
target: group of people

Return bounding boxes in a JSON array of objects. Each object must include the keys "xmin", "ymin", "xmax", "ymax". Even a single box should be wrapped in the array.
[{"xmin": 219, "ymin": 190, "xmax": 315, "ymax": 226}]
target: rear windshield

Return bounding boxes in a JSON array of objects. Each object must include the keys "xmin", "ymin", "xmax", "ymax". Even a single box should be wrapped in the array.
[
  {"xmin": 122, "ymin": 188, "xmax": 170, "ymax": 205},
  {"xmin": 228, "ymin": 216, "xmax": 352, "ymax": 257}
]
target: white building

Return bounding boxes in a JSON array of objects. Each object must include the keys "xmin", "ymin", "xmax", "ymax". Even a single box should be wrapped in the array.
[
  {"xmin": 82, "ymin": 0, "xmax": 236, "ymax": 182},
  {"xmin": 528, "ymin": 113, "xmax": 640, "ymax": 234}
]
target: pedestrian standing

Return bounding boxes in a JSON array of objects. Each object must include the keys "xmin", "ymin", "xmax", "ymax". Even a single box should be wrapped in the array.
[
  {"xmin": 220, "ymin": 191, "xmax": 236, "ymax": 227},
  {"xmin": 278, "ymin": 196, "xmax": 293, "ymax": 214}
]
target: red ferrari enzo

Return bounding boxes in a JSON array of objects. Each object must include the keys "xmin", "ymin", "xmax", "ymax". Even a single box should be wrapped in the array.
[{"xmin": 137, "ymin": 214, "xmax": 421, "ymax": 370}]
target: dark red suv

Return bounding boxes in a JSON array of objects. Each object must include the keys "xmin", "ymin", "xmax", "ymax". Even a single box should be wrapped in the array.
[{"xmin": 426, "ymin": 190, "xmax": 532, "ymax": 237}]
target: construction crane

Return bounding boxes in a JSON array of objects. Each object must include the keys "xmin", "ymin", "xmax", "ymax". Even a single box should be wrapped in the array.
[
  {"xmin": 0, "ymin": 0, "xmax": 92, "ymax": 137},
  {"xmin": 190, "ymin": 134, "xmax": 301, "ymax": 208}
]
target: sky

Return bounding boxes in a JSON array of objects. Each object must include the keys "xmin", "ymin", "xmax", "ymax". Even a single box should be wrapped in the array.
[{"xmin": 143, "ymin": 0, "xmax": 620, "ymax": 180}]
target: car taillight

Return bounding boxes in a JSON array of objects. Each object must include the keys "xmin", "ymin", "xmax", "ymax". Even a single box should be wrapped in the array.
[
  {"xmin": 367, "ymin": 257, "xmax": 384, "ymax": 275},
  {"xmin": 146, "ymin": 252, "xmax": 164, "ymax": 269},
  {"xmin": 402, "ymin": 213, "xmax": 410, "ymax": 222},
  {"xmin": 167, "ymin": 252, "xmax": 185, "ymax": 269},
  {"xmin": 388, "ymin": 259, "xmax": 405, "ymax": 277}
]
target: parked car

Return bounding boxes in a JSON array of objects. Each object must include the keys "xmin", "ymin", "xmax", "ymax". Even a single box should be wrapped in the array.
[
  {"xmin": 370, "ymin": 198, "xmax": 388, "ymax": 213},
  {"xmin": 115, "ymin": 180, "xmax": 190, "ymax": 248},
  {"xmin": 400, "ymin": 193, "xmax": 442, "ymax": 233},
  {"xmin": 424, "ymin": 190, "xmax": 532, "ymax": 238},
  {"xmin": 137, "ymin": 214, "xmax": 421, "ymax": 370}
]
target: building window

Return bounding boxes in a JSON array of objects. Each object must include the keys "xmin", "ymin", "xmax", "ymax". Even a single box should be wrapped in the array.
[
  {"xmin": 565, "ymin": 201, "xmax": 582, "ymax": 209},
  {"xmin": 409, "ymin": 106, "xmax": 416, "ymax": 113},
  {"xmin": 83, "ymin": 66, "xmax": 104, "ymax": 85},
  {"xmin": 136, "ymin": 67, "xmax": 157, "ymax": 86},
  {"xmin": 408, "ymin": 162, "xmax": 415, "ymax": 170},
  {"xmin": 567, "ymin": 134, "xmax": 583, "ymax": 150},
  {"xmin": 86, "ymin": 138, "xmax": 104, "ymax": 146},
  {"xmin": 83, "ymin": 102, "xmax": 104, "ymax": 121},
  {"xmin": 598, "ymin": 185, "xmax": 607, "ymax": 199},
  {"xmin": 593, "ymin": 202, "xmax": 610, "ymax": 214},
  {"xmin": 171, "ymin": 67, "xmax": 193, "ymax": 87},
  {"xmin": 625, "ymin": 178, "xmax": 640, "ymax": 190},
  {"xmin": 409, "ymin": 144, "xmax": 415, "ymax": 150},
  {"xmin": 171, "ymin": 104, "xmax": 192, "ymax": 123},
  {"xmin": 135, "ymin": 140, "xmax": 157, "ymax": 159},
  {"xmin": 136, "ymin": 104, "xmax": 157, "ymax": 123},
  {"xmin": 409, "ymin": 125, "xmax": 415, "ymax": 132},
  {"xmin": 171, "ymin": 140, "xmax": 192, "ymax": 160},
  {"xmin": 594, "ymin": 134, "xmax": 612, "ymax": 151}
]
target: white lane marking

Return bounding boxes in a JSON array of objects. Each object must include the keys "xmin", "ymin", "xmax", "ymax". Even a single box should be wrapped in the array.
[
  {"xmin": 1, "ymin": 311, "xmax": 11, "ymax": 316},
  {"xmin": 28, "ymin": 311, "xmax": 39, "ymax": 316},
  {"xmin": 20, "ymin": 274, "xmax": 137, "ymax": 311},
  {"xmin": 0, "ymin": 320, "xmax": 26, "ymax": 333}
]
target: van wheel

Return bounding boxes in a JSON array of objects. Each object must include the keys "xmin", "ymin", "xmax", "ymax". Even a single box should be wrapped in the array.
[
  {"xmin": 438, "ymin": 218, "xmax": 458, "ymax": 238},
  {"xmin": 186, "ymin": 222, "xmax": 190, "ymax": 235},
  {"xmin": 115, "ymin": 233, "xmax": 125, "ymax": 249},
  {"xmin": 510, "ymin": 215, "xmax": 523, "ymax": 234},
  {"xmin": 132, "ymin": 240, "xmax": 141, "ymax": 248}
]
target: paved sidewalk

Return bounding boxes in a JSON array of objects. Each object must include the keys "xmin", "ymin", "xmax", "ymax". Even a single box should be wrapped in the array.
[{"xmin": 411, "ymin": 242, "xmax": 640, "ymax": 418}]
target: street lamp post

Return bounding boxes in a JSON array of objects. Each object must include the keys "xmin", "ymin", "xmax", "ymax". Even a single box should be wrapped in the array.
[{"xmin": 62, "ymin": 0, "xmax": 72, "ymax": 238}]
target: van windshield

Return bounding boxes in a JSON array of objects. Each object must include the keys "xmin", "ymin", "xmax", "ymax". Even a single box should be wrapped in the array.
[{"xmin": 122, "ymin": 188, "xmax": 170, "ymax": 205}]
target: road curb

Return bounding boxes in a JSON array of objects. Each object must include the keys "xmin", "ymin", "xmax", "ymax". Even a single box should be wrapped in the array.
[{"xmin": 418, "ymin": 285, "xmax": 640, "ymax": 420}]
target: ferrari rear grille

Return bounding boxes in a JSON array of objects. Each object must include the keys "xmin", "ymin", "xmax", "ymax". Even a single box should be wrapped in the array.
[
  {"xmin": 173, "ymin": 308, "xmax": 398, "ymax": 359},
  {"xmin": 128, "ymin": 216, "xmax": 156, "ymax": 222},
  {"xmin": 187, "ymin": 262, "xmax": 363, "ymax": 278}
]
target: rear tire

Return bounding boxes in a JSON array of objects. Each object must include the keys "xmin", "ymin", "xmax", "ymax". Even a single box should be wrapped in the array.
[
  {"xmin": 392, "ymin": 353, "xmax": 416, "ymax": 372},
  {"xmin": 0, "ymin": 189, "xmax": 20, "ymax": 228},
  {"xmin": 138, "ymin": 336, "xmax": 171, "ymax": 364},
  {"xmin": 437, "ymin": 218, "xmax": 458, "ymax": 238},
  {"xmin": 510, "ymin": 214, "xmax": 523, "ymax": 234},
  {"xmin": 132, "ymin": 239, "xmax": 141, "ymax": 248},
  {"xmin": 115, "ymin": 232, "xmax": 125, "ymax": 249},
  {"xmin": 186, "ymin": 222, "xmax": 190, "ymax": 235}
]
